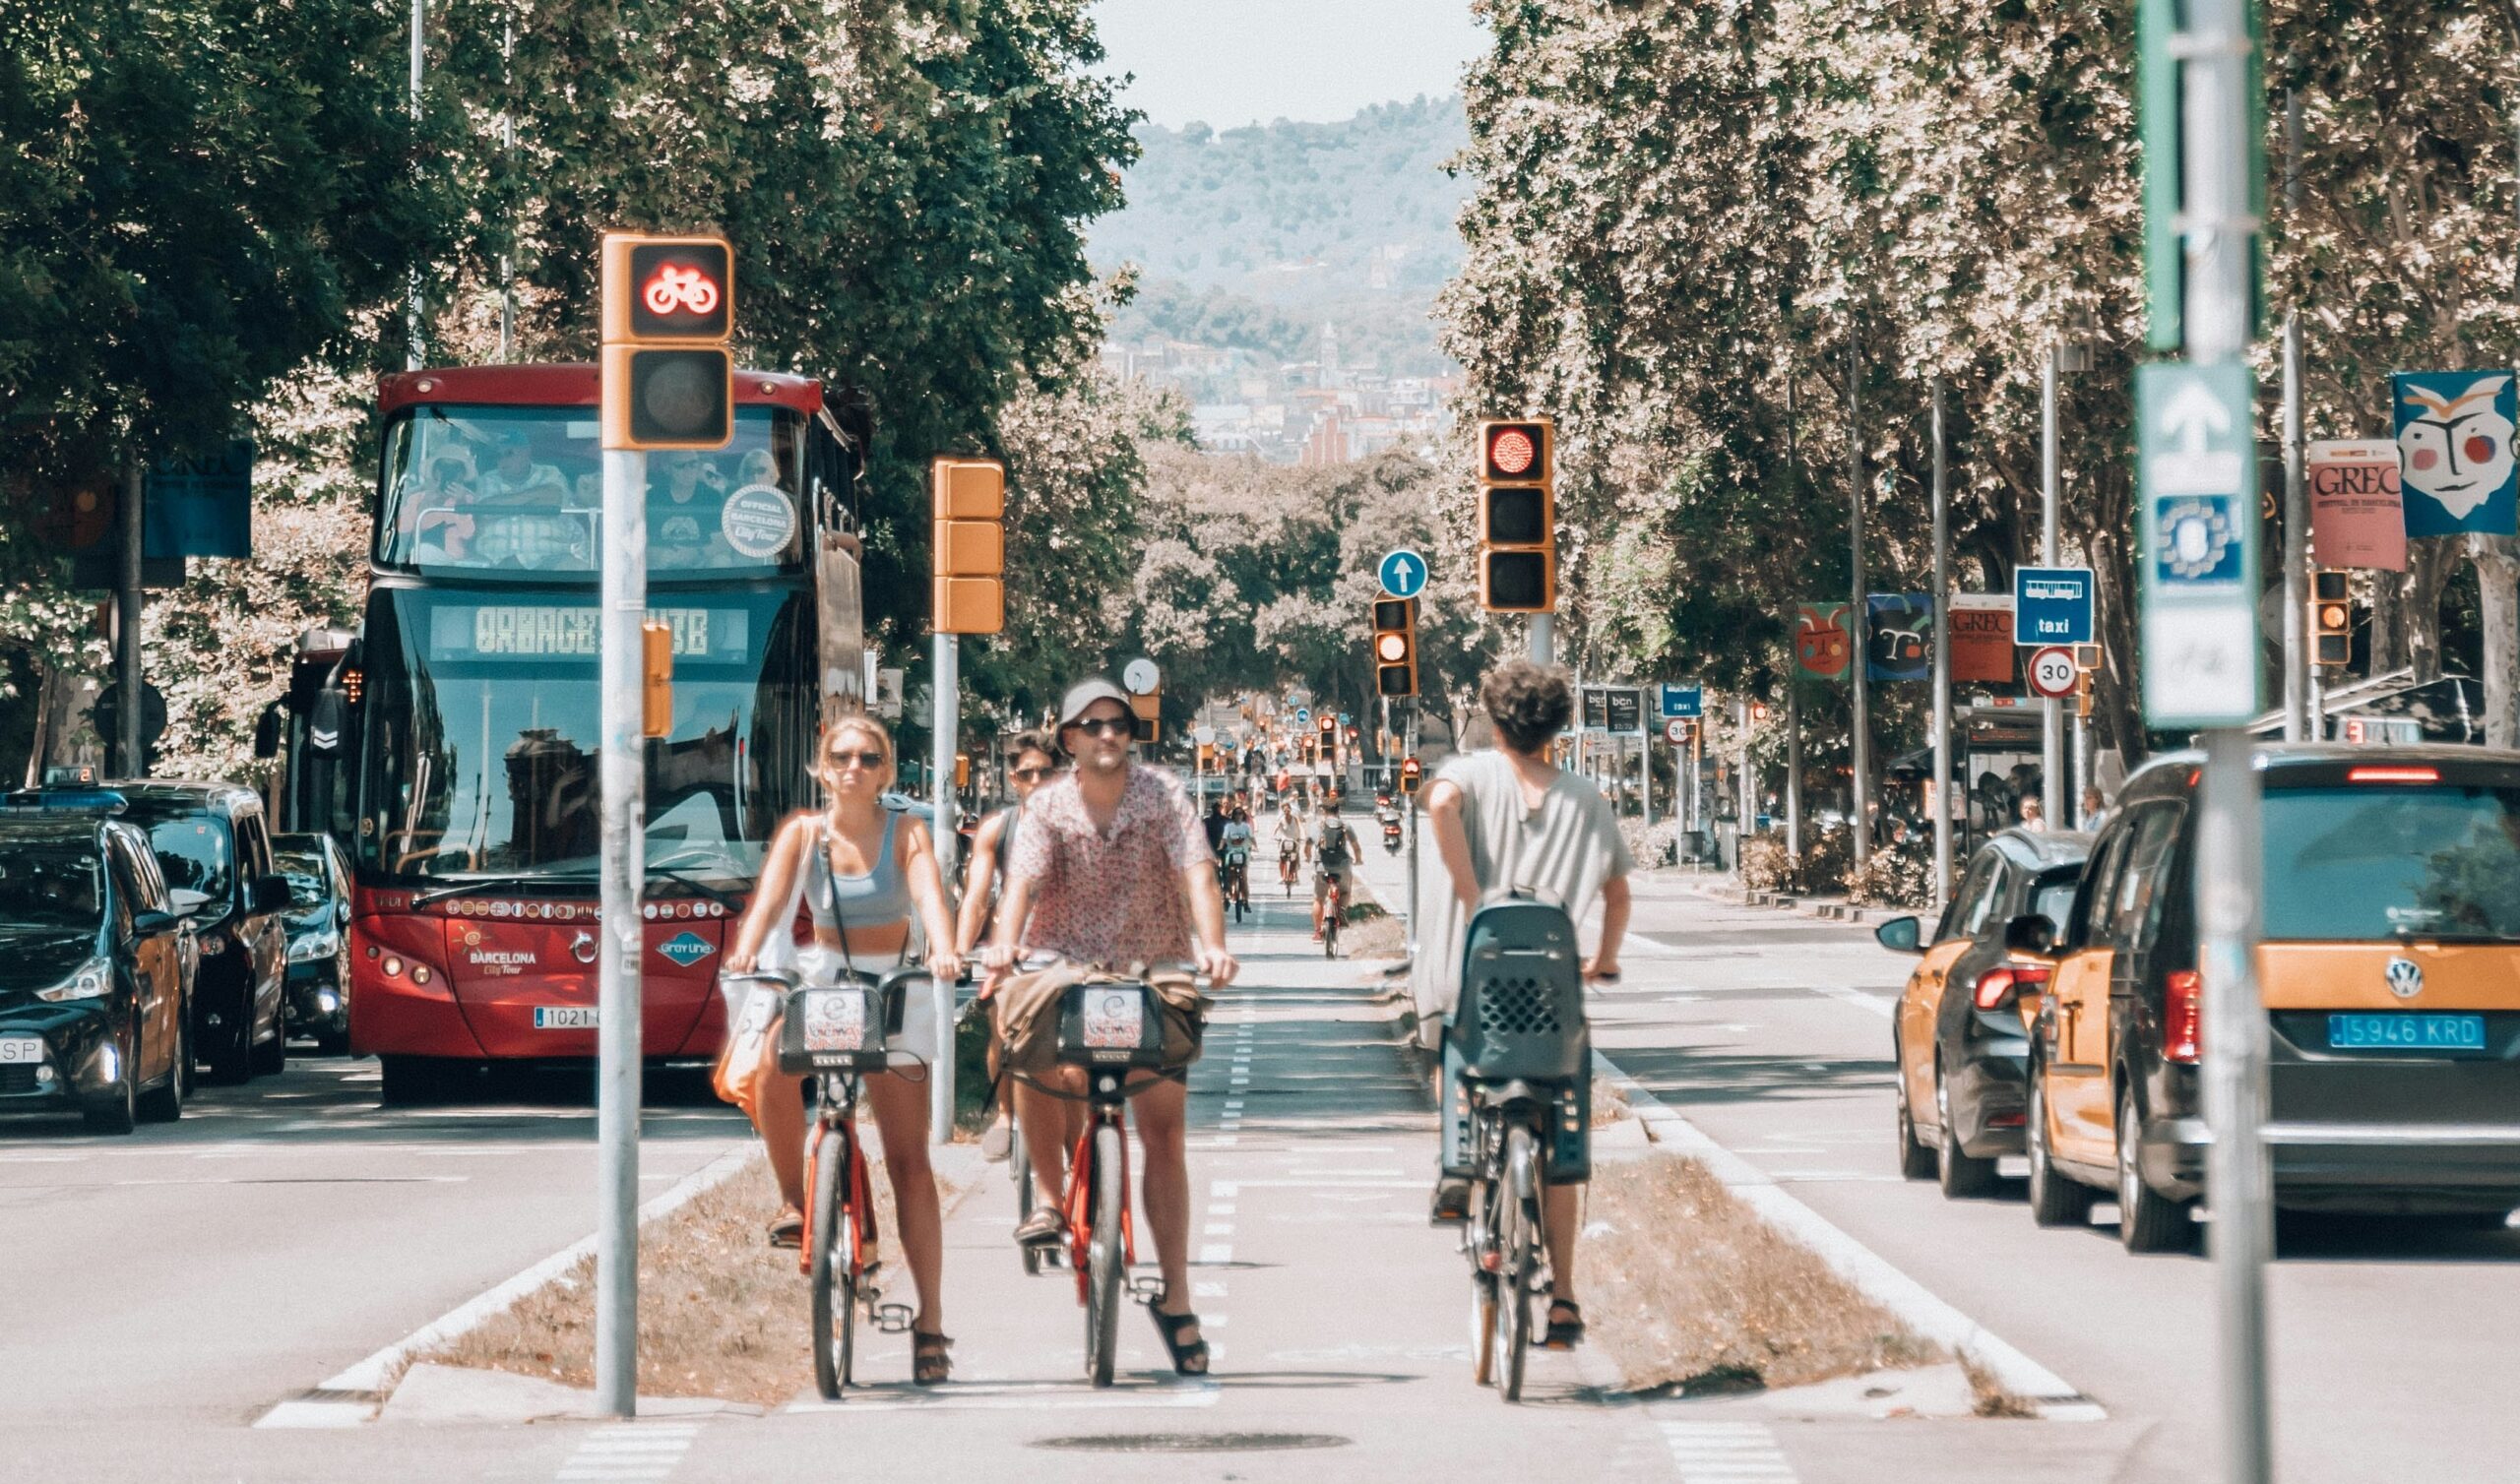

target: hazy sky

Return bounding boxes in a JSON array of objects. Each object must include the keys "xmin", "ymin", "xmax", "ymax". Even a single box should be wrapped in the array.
[{"xmin": 1090, "ymin": 0, "xmax": 1485, "ymax": 129}]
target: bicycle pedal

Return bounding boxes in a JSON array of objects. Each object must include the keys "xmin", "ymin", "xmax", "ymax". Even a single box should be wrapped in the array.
[
  {"xmin": 870, "ymin": 1303, "xmax": 915, "ymax": 1334},
  {"xmin": 1126, "ymin": 1275, "xmax": 1167, "ymax": 1305}
]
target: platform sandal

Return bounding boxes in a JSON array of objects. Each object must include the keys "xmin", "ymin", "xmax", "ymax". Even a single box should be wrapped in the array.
[
  {"xmin": 1149, "ymin": 1305, "xmax": 1210, "ymax": 1377},
  {"xmin": 766, "ymin": 1209, "xmax": 804, "ymax": 1249},
  {"xmin": 1544, "ymin": 1299, "xmax": 1586, "ymax": 1349},
  {"xmin": 912, "ymin": 1330, "xmax": 954, "ymax": 1386}
]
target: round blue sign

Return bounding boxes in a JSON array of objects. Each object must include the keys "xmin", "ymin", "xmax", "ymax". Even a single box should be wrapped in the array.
[
  {"xmin": 1295, "ymin": 708, "xmax": 1312, "ymax": 725},
  {"xmin": 1378, "ymin": 548, "xmax": 1428, "ymax": 599}
]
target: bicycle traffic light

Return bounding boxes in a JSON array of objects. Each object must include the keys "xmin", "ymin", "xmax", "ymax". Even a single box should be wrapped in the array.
[
  {"xmin": 1477, "ymin": 418, "xmax": 1555, "ymax": 613},
  {"xmin": 1372, "ymin": 597, "xmax": 1418, "ymax": 697},
  {"xmin": 2312, "ymin": 569, "xmax": 2351, "ymax": 667},
  {"xmin": 1399, "ymin": 756, "xmax": 1423, "ymax": 796},
  {"xmin": 932, "ymin": 457, "xmax": 1006, "ymax": 635},
  {"xmin": 600, "ymin": 234, "xmax": 733, "ymax": 450},
  {"xmin": 953, "ymin": 753, "xmax": 971, "ymax": 789}
]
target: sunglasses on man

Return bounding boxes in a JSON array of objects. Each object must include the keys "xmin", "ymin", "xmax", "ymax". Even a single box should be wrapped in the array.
[{"xmin": 1067, "ymin": 715, "xmax": 1132, "ymax": 738}]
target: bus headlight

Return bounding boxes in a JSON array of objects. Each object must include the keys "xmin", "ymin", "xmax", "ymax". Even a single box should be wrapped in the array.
[{"xmin": 36, "ymin": 957, "xmax": 112, "ymax": 1002}]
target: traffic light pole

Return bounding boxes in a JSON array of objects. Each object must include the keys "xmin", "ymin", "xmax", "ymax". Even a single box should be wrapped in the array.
[
  {"xmin": 929, "ymin": 632, "xmax": 957, "ymax": 1146},
  {"xmin": 1530, "ymin": 613, "xmax": 1554, "ymax": 667},
  {"xmin": 1929, "ymin": 378, "xmax": 1952, "ymax": 912},
  {"xmin": 595, "ymin": 445, "xmax": 648, "ymax": 1419},
  {"xmin": 1404, "ymin": 711, "xmax": 1420, "ymax": 962},
  {"xmin": 116, "ymin": 460, "xmax": 143, "ymax": 778}
]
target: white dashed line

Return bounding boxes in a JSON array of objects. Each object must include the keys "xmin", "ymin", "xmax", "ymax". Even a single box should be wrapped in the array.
[
  {"xmin": 554, "ymin": 1422, "xmax": 699, "ymax": 1483},
  {"xmin": 1660, "ymin": 1421, "xmax": 1798, "ymax": 1482}
]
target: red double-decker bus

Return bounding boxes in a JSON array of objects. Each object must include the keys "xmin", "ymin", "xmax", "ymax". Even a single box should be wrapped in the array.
[{"xmin": 293, "ymin": 364, "xmax": 867, "ymax": 1103}]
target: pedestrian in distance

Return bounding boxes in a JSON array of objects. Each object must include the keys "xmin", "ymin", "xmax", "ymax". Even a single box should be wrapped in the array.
[
  {"xmin": 724, "ymin": 716, "xmax": 962, "ymax": 1384},
  {"xmin": 2078, "ymin": 784, "xmax": 2110, "ymax": 832},
  {"xmin": 2019, "ymin": 796, "xmax": 2048, "ymax": 833},
  {"xmin": 1414, "ymin": 659, "xmax": 1632, "ymax": 1350}
]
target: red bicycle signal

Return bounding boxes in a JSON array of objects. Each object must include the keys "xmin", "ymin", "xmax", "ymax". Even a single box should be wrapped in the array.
[
  {"xmin": 1479, "ymin": 418, "xmax": 1552, "ymax": 484},
  {"xmin": 642, "ymin": 263, "xmax": 722, "ymax": 318}
]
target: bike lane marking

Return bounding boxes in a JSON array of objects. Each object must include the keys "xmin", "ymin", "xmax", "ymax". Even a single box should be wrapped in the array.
[
  {"xmin": 552, "ymin": 1421, "xmax": 700, "ymax": 1483},
  {"xmin": 1660, "ymin": 1421, "xmax": 1800, "ymax": 1482}
]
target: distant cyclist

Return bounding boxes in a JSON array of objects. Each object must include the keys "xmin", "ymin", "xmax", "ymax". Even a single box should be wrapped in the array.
[
  {"xmin": 1413, "ymin": 660, "xmax": 1630, "ymax": 1351},
  {"xmin": 1310, "ymin": 803, "xmax": 1360, "ymax": 942},
  {"xmin": 955, "ymin": 728, "xmax": 1062, "ymax": 1161},
  {"xmin": 1218, "ymin": 805, "xmax": 1255, "ymax": 911}
]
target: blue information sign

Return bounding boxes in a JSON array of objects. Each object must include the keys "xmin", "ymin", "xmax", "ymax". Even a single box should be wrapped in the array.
[
  {"xmin": 2012, "ymin": 566, "xmax": 2094, "ymax": 646},
  {"xmin": 1660, "ymin": 684, "xmax": 1703, "ymax": 718},
  {"xmin": 1294, "ymin": 708, "xmax": 1311, "ymax": 726},
  {"xmin": 1377, "ymin": 548, "xmax": 1428, "ymax": 599}
]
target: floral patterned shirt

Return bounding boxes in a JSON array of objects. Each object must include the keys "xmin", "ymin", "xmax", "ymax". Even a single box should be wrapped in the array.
[{"xmin": 1008, "ymin": 765, "xmax": 1213, "ymax": 968}]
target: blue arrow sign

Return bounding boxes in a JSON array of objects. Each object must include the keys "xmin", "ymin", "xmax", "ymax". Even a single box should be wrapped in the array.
[
  {"xmin": 1660, "ymin": 685, "xmax": 1703, "ymax": 718},
  {"xmin": 1294, "ymin": 708, "xmax": 1311, "ymax": 726},
  {"xmin": 2012, "ymin": 566, "xmax": 2094, "ymax": 646},
  {"xmin": 1378, "ymin": 548, "xmax": 1428, "ymax": 599}
]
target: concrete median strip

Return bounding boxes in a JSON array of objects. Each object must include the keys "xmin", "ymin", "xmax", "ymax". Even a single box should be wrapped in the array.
[
  {"xmin": 1594, "ymin": 1052, "xmax": 2106, "ymax": 1423},
  {"xmin": 254, "ymin": 1143, "xmax": 759, "ymax": 1430}
]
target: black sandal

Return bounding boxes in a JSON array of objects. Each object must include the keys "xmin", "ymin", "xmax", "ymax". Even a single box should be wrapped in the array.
[
  {"xmin": 1544, "ymin": 1299, "xmax": 1585, "ymax": 1350},
  {"xmin": 1149, "ymin": 1306, "xmax": 1210, "ymax": 1377},
  {"xmin": 912, "ymin": 1330, "xmax": 953, "ymax": 1386}
]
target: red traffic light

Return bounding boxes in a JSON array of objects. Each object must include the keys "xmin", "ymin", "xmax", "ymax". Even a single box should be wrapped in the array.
[
  {"xmin": 602, "ymin": 234, "xmax": 734, "ymax": 342},
  {"xmin": 1479, "ymin": 419, "xmax": 1553, "ymax": 484}
]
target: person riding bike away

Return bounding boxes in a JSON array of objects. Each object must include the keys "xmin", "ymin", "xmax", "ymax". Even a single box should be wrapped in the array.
[
  {"xmin": 982, "ymin": 679, "xmax": 1237, "ymax": 1378},
  {"xmin": 1218, "ymin": 807, "xmax": 1256, "ymax": 893},
  {"xmin": 1310, "ymin": 805, "xmax": 1360, "ymax": 942},
  {"xmin": 724, "ymin": 716, "xmax": 962, "ymax": 1384},
  {"xmin": 955, "ymin": 728, "xmax": 1062, "ymax": 1162},
  {"xmin": 1203, "ymin": 795, "xmax": 1232, "ymax": 856},
  {"xmin": 1412, "ymin": 660, "xmax": 1630, "ymax": 1351}
]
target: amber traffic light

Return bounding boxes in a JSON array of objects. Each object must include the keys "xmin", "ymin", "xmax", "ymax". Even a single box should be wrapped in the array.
[
  {"xmin": 600, "ymin": 234, "xmax": 734, "ymax": 451},
  {"xmin": 1399, "ymin": 756, "xmax": 1423, "ymax": 796},
  {"xmin": 1372, "ymin": 596, "xmax": 1418, "ymax": 698},
  {"xmin": 1128, "ymin": 689, "xmax": 1161, "ymax": 744},
  {"xmin": 1477, "ymin": 418, "xmax": 1556, "ymax": 612},
  {"xmin": 2312, "ymin": 569, "xmax": 2351, "ymax": 667},
  {"xmin": 933, "ymin": 457, "xmax": 1006, "ymax": 635}
]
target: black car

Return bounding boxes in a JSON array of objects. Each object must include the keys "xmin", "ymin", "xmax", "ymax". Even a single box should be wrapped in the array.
[
  {"xmin": 273, "ymin": 833, "xmax": 352, "ymax": 1054},
  {"xmin": 1875, "ymin": 828, "xmax": 2093, "ymax": 1197},
  {"xmin": 0, "ymin": 779, "xmax": 195, "ymax": 1130},
  {"xmin": 112, "ymin": 780, "xmax": 291, "ymax": 1084}
]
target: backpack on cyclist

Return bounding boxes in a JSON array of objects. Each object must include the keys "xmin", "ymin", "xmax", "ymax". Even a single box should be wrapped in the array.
[{"xmin": 1316, "ymin": 822, "xmax": 1353, "ymax": 869}]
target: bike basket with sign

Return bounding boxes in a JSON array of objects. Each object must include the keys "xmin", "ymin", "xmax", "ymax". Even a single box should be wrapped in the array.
[
  {"xmin": 1056, "ymin": 982, "xmax": 1167, "ymax": 1069},
  {"xmin": 778, "ymin": 983, "xmax": 893, "ymax": 1074},
  {"xmin": 2028, "ymin": 646, "xmax": 2080, "ymax": 699}
]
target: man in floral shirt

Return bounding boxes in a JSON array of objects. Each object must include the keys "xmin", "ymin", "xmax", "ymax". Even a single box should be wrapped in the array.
[{"xmin": 983, "ymin": 678, "xmax": 1237, "ymax": 1375}]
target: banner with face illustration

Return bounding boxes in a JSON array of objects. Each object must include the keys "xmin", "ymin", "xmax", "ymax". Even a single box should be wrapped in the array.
[{"xmin": 2392, "ymin": 371, "xmax": 2518, "ymax": 537}]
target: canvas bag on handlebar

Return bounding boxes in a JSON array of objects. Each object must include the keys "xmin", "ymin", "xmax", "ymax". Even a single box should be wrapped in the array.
[{"xmin": 999, "ymin": 962, "xmax": 1208, "ymax": 1079}]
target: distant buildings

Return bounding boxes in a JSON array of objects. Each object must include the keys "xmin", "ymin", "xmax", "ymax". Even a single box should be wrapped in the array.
[{"xmin": 1103, "ymin": 315, "xmax": 1459, "ymax": 464}]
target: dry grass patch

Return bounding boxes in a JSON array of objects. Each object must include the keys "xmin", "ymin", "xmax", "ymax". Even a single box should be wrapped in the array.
[
  {"xmin": 423, "ymin": 1152, "xmax": 912, "ymax": 1407},
  {"xmin": 1583, "ymin": 1152, "xmax": 1940, "ymax": 1395}
]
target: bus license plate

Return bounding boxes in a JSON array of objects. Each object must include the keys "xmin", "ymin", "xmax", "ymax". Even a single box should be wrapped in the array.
[
  {"xmin": 533, "ymin": 1007, "xmax": 598, "ymax": 1030},
  {"xmin": 0, "ymin": 1037, "xmax": 42, "ymax": 1064},
  {"xmin": 2327, "ymin": 1013, "xmax": 2485, "ymax": 1052}
]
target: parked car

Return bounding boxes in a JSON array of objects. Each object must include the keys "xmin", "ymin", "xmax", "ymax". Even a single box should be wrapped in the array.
[
  {"xmin": 0, "ymin": 775, "xmax": 195, "ymax": 1130},
  {"xmin": 2014, "ymin": 745, "xmax": 2520, "ymax": 1253},
  {"xmin": 1874, "ymin": 827, "xmax": 2093, "ymax": 1196},
  {"xmin": 111, "ymin": 780, "xmax": 291, "ymax": 1084},
  {"xmin": 274, "ymin": 832, "xmax": 352, "ymax": 1055}
]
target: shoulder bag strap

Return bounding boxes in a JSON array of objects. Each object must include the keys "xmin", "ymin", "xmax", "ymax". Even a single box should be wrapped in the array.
[{"xmin": 818, "ymin": 816, "xmax": 857, "ymax": 969}]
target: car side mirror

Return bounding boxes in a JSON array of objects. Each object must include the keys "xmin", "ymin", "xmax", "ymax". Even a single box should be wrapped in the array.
[
  {"xmin": 1871, "ymin": 915, "xmax": 1923, "ymax": 955},
  {"xmin": 251, "ymin": 874, "xmax": 292, "ymax": 914},
  {"xmin": 129, "ymin": 908, "xmax": 178, "ymax": 939},
  {"xmin": 2002, "ymin": 912, "xmax": 2058, "ymax": 958},
  {"xmin": 338, "ymin": 899, "xmax": 352, "ymax": 927}
]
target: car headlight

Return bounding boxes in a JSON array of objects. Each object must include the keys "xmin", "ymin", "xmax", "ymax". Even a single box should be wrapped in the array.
[
  {"xmin": 35, "ymin": 957, "xmax": 112, "ymax": 1003},
  {"xmin": 286, "ymin": 929, "xmax": 342, "ymax": 964}
]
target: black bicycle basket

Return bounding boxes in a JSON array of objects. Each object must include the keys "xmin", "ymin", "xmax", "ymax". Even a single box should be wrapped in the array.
[
  {"xmin": 1451, "ymin": 896, "xmax": 1587, "ymax": 1082},
  {"xmin": 777, "ymin": 976, "xmax": 905, "ymax": 1075},
  {"xmin": 1054, "ymin": 980, "xmax": 1168, "ymax": 1070}
]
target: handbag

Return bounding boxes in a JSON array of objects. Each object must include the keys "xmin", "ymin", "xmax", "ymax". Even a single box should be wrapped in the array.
[{"xmin": 712, "ymin": 818, "xmax": 820, "ymax": 1117}]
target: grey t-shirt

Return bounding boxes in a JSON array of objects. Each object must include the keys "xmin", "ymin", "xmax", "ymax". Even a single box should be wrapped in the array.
[{"xmin": 1409, "ymin": 749, "xmax": 1633, "ymax": 1036}]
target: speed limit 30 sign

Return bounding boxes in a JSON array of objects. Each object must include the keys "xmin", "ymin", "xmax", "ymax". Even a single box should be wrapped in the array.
[{"xmin": 2028, "ymin": 645, "xmax": 2080, "ymax": 699}]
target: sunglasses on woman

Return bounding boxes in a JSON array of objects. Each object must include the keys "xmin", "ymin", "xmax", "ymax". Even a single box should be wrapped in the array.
[
  {"xmin": 1068, "ymin": 716, "xmax": 1132, "ymax": 738},
  {"xmin": 825, "ymin": 750, "xmax": 886, "ymax": 770},
  {"xmin": 1010, "ymin": 765, "xmax": 1055, "ymax": 782}
]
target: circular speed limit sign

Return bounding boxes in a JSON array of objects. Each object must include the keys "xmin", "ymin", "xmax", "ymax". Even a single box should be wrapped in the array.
[
  {"xmin": 2028, "ymin": 645, "xmax": 2080, "ymax": 699},
  {"xmin": 1664, "ymin": 717, "xmax": 1689, "ymax": 744}
]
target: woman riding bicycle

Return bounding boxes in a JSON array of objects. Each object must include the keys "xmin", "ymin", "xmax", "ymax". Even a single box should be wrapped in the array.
[
  {"xmin": 725, "ymin": 716, "xmax": 962, "ymax": 1385},
  {"xmin": 956, "ymin": 729, "xmax": 1062, "ymax": 1161}
]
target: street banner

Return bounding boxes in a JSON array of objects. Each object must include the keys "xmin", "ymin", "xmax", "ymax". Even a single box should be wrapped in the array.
[
  {"xmin": 2306, "ymin": 439, "xmax": 2407, "ymax": 572},
  {"xmin": 1605, "ymin": 687, "xmax": 1644, "ymax": 734},
  {"xmin": 1793, "ymin": 601, "xmax": 1852, "ymax": 682},
  {"xmin": 145, "ymin": 440, "xmax": 254, "ymax": 559},
  {"xmin": 1865, "ymin": 592, "xmax": 1931, "ymax": 682},
  {"xmin": 2392, "ymin": 371, "xmax": 2516, "ymax": 538},
  {"xmin": 1950, "ymin": 594, "xmax": 2017, "ymax": 685},
  {"xmin": 1581, "ymin": 687, "xmax": 1608, "ymax": 733}
]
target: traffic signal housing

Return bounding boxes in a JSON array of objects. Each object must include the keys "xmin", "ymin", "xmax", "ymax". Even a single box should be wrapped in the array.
[
  {"xmin": 2312, "ymin": 569, "xmax": 2351, "ymax": 667},
  {"xmin": 1373, "ymin": 597, "xmax": 1418, "ymax": 697},
  {"xmin": 933, "ymin": 457, "xmax": 1006, "ymax": 635},
  {"xmin": 600, "ymin": 234, "xmax": 734, "ymax": 451},
  {"xmin": 1399, "ymin": 756, "xmax": 1423, "ymax": 796},
  {"xmin": 1477, "ymin": 418, "xmax": 1556, "ymax": 612}
]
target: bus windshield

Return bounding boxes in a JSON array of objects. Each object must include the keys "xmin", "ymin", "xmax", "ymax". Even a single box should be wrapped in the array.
[
  {"xmin": 355, "ymin": 587, "xmax": 818, "ymax": 888},
  {"xmin": 375, "ymin": 404, "xmax": 806, "ymax": 578}
]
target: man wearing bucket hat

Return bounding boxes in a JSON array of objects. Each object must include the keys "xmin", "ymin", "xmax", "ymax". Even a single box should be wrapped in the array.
[{"xmin": 981, "ymin": 678, "xmax": 1237, "ymax": 1376}]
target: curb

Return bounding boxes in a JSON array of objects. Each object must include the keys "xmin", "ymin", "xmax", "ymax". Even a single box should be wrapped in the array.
[{"xmin": 1593, "ymin": 1052, "xmax": 2107, "ymax": 1423}]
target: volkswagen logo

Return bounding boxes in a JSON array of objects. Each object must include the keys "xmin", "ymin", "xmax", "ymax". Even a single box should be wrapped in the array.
[
  {"xmin": 2385, "ymin": 956, "xmax": 2425, "ymax": 999},
  {"xmin": 571, "ymin": 931, "xmax": 598, "ymax": 966}
]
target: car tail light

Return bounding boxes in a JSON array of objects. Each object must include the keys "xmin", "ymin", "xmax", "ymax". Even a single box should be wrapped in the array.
[
  {"xmin": 1974, "ymin": 963, "xmax": 2049, "ymax": 1011},
  {"xmin": 2347, "ymin": 766, "xmax": 2438, "ymax": 783},
  {"xmin": 2164, "ymin": 969, "xmax": 2203, "ymax": 1063}
]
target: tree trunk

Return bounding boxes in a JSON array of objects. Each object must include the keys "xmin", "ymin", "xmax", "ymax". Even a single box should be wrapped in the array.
[{"xmin": 2470, "ymin": 534, "xmax": 2520, "ymax": 747}]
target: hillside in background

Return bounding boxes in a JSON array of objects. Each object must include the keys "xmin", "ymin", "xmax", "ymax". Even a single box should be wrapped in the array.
[{"xmin": 1095, "ymin": 95, "xmax": 1470, "ymax": 378}]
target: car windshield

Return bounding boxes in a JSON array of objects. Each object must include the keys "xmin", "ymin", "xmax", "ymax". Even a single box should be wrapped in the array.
[
  {"xmin": 2031, "ymin": 871, "xmax": 2081, "ymax": 931},
  {"xmin": 122, "ymin": 810, "xmax": 233, "ymax": 903},
  {"xmin": 2264, "ymin": 784, "xmax": 2520, "ymax": 940},
  {"xmin": 274, "ymin": 851, "xmax": 332, "ymax": 911},
  {"xmin": 374, "ymin": 405, "xmax": 804, "ymax": 578},
  {"xmin": 0, "ymin": 843, "xmax": 102, "ymax": 929}
]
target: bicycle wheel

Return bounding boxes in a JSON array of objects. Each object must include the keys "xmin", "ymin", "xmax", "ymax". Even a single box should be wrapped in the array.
[
  {"xmin": 809, "ymin": 1121, "xmax": 856, "ymax": 1400},
  {"xmin": 1084, "ymin": 1121, "xmax": 1125, "ymax": 1387},
  {"xmin": 1493, "ymin": 1124, "xmax": 1539, "ymax": 1401},
  {"xmin": 1324, "ymin": 897, "xmax": 1341, "ymax": 958},
  {"xmin": 1013, "ymin": 1109, "xmax": 1043, "ymax": 1276}
]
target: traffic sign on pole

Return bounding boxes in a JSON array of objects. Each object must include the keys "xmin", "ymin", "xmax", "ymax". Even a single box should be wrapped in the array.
[
  {"xmin": 2137, "ymin": 362, "xmax": 2261, "ymax": 726},
  {"xmin": 1659, "ymin": 684, "xmax": 1703, "ymax": 719},
  {"xmin": 1663, "ymin": 717, "xmax": 1689, "ymax": 745},
  {"xmin": 1378, "ymin": 548, "xmax": 1428, "ymax": 599},
  {"xmin": 2027, "ymin": 646, "xmax": 2079, "ymax": 699},
  {"xmin": 2012, "ymin": 567, "xmax": 2095, "ymax": 646}
]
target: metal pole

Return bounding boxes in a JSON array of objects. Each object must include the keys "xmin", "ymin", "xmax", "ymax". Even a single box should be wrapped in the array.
[
  {"xmin": 117, "ymin": 462, "xmax": 143, "ymax": 777},
  {"xmin": 1404, "ymin": 711, "xmax": 1419, "ymax": 958},
  {"xmin": 2041, "ymin": 345, "xmax": 2066, "ymax": 828},
  {"xmin": 406, "ymin": 0, "xmax": 425, "ymax": 371},
  {"xmin": 1848, "ymin": 332, "xmax": 1871, "ymax": 871},
  {"xmin": 595, "ymin": 445, "xmax": 648, "ymax": 1418},
  {"xmin": 1734, "ymin": 701, "xmax": 1753, "ymax": 862},
  {"xmin": 1930, "ymin": 379, "xmax": 1953, "ymax": 912},
  {"xmin": 2279, "ymin": 90, "xmax": 2308, "ymax": 743},
  {"xmin": 1785, "ymin": 681, "xmax": 1800, "ymax": 860},
  {"xmin": 2185, "ymin": 0, "xmax": 2271, "ymax": 1477},
  {"xmin": 497, "ymin": 14, "xmax": 516, "ymax": 362},
  {"xmin": 929, "ymin": 633, "xmax": 958, "ymax": 1145},
  {"xmin": 1530, "ymin": 613, "xmax": 1554, "ymax": 667}
]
